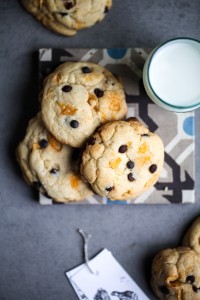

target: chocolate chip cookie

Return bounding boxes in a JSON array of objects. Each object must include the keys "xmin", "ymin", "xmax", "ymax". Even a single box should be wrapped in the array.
[
  {"xmin": 182, "ymin": 217, "xmax": 200, "ymax": 254},
  {"xmin": 151, "ymin": 247, "xmax": 200, "ymax": 300},
  {"xmin": 81, "ymin": 117, "xmax": 164, "ymax": 200},
  {"xmin": 41, "ymin": 62, "xmax": 127, "ymax": 148},
  {"xmin": 21, "ymin": 0, "xmax": 112, "ymax": 36},
  {"xmin": 17, "ymin": 113, "xmax": 93, "ymax": 202}
]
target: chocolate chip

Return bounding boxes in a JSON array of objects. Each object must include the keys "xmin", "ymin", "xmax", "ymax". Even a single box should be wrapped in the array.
[
  {"xmin": 149, "ymin": 164, "xmax": 157, "ymax": 173},
  {"xmin": 104, "ymin": 6, "xmax": 109, "ymax": 13},
  {"xmin": 39, "ymin": 139, "xmax": 48, "ymax": 149},
  {"xmin": 62, "ymin": 85, "xmax": 72, "ymax": 92},
  {"xmin": 160, "ymin": 286, "xmax": 170, "ymax": 295},
  {"xmin": 32, "ymin": 181, "xmax": 42, "ymax": 190},
  {"xmin": 186, "ymin": 275, "xmax": 195, "ymax": 284},
  {"xmin": 88, "ymin": 137, "xmax": 96, "ymax": 145},
  {"xmin": 70, "ymin": 120, "xmax": 79, "ymax": 128},
  {"xmin": 193, "ymin": 286, "xmax": 200, "ymax": 293},
  {"xmin": 118, "ymin": 145, "xmax": 127, "ymax": 153},
  {"xmin": 50, "ymin": 168, "xmax": 59, "ymax": 175},
  {"xmin": 66, "ymin": 3, "xmax": 73, "ymax": 9},
  {"xmin": 142, "ymin": 134, "xmax": 149, "ymax": 137},
  {"xmin": 105, "ymin": 186, "xmax": 114, "ymax": 192},
  {"xmin": 82, "ymin": 66, "xmax": 91, "ymax": 74},
  {"xmin": 59, "ymin": 12, "xmax": 68, "ymax": 16},
  {"xmin": 127, "ymin": 173, "xmax": 135, "ymax": 182},
  {"xmin": 127, "ymin": 160, "xmax": 134, "ymax": 169},
  {"xmin": 63, "ymin": 0, "xmax": 76, "ymax": 10},
  {"xmin": 94, "ymin": 88, "xmax": 104, "ymax": 98}
]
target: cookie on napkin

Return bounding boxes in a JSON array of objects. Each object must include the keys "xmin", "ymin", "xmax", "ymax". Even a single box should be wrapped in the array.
[
  {"xmin": 81, "ymin": 117, "xmax": 164, "ymax": 200},
  {"xmin": 41, "ymin": 61, "xmax": 127, "ymax": 147},
  {"xmin": 17, "ymin": 113, "xmax": 93, "ymax": 203}
]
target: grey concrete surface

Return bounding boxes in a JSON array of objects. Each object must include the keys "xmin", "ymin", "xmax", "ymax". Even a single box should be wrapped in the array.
[{"xmin": 0, "ymin": 1, "xmax": 200, "ymax": 299}]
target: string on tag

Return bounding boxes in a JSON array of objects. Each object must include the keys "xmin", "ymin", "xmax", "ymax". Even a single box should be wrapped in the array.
[{"xmin": 78, "ymin": 229, "xmax": 98, "ymax": 275}]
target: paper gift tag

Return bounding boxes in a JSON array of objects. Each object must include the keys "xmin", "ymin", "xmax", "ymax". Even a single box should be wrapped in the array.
[{"xmin": 66, "ymin": 248, "xmax": 149, "ymax": 300}]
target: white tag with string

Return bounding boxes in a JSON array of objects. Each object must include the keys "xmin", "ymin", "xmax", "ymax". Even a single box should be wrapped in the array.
[{"xmin": 66, "ymin": 230, "xmax": 149, "ymax": 300}]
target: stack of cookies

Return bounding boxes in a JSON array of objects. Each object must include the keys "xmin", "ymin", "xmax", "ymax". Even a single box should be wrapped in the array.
[
  {"xmin": 21, "ymin": 0, "xmax": 112, "ymax": 36},
  {"xmin": 17, "ymin": 61, "xmax": 164, "ymax": 203}
]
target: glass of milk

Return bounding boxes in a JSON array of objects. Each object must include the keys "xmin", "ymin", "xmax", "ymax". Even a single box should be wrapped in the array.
[{"xmin": 143, "ymin": 38, "xmax": 200, "ymax": 112}]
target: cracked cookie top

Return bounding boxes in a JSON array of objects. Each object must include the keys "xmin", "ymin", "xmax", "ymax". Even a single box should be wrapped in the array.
[
  {"xmin": 80, "ymin": 117, "xmax": 164, "ymax": 200},
  {"xmin": 151, "ymin": 247, "xmax": 200, "ymax": 300},
  {"xmin": 41, "ymin": 62, "xmax": 127, "ymax": 147},
  {"xmin": 17, "ymin": 113, "xmax": 93, "ymax": 203},
  {"xmin": 21, "ymin": 0, "xmax": 112, "ymax": 36}
]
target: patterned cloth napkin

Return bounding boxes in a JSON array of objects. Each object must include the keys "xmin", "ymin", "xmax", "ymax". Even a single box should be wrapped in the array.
[{"xmin": 39, "ymin": 48, "xmax": 195, "ymax": 205}]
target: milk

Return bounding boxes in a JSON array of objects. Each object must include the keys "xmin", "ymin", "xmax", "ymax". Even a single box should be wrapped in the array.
[{"xmin": 143, "ymin": 38, "xmax": 200, "ymax": 111}]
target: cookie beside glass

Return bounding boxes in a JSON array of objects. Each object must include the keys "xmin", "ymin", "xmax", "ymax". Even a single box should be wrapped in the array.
[{"xmin": 17, "ymin": 61, "xmax": 164, "ymax": 203}]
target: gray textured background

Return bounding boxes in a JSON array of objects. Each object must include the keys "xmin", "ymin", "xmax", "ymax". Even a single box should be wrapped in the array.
[{"xmin": 0, "ymin": 1, "xmax": 200, "ymax": 299}]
